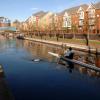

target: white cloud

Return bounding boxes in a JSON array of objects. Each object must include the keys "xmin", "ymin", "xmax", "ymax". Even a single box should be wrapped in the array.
[{"xmin": 30, "ymin": 7, "xmax": 38, "ymax": 11}]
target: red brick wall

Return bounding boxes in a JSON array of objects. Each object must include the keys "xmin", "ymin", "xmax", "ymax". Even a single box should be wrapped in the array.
[
  {"xmin": 71, "ymin": 8, "xmax": 100, "ymax": 34},
  {"xmin": 96, "ymin": 9, "xmax": 100, "ymax": 33},
  {"xmin": 0, "ymin": 23, "xmax": 10, "ymax": 27},
  {"xmin": 71, "ymin": 13, "xmax": 78, "ymax": 33}
]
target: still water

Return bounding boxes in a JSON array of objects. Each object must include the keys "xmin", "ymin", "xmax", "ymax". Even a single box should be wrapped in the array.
[{"xmin": 0, "ymin": 37, "xmax": 100, "ymax": 100}]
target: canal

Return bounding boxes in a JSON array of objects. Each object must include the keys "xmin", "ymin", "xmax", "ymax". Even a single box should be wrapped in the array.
[{"xmin": 0, "ymin": 36, "xmax": 100, "ymax": 100}]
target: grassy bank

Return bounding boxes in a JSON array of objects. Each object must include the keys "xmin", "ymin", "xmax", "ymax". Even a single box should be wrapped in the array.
[{"xmin": 28, "ymin": 35, "xmax": 100, "ymax": 49}]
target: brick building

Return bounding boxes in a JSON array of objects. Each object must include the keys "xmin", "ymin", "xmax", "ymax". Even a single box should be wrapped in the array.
[
  {"xmin": 20, "ymin": 2, "xmax": 100, "ymax": 39},
  {"xmin": 86, "ymin": 2, "xmax": 100, "ymax": 34},
  {"xmin": 62, "ymin": 2, "xmax": 100, "ymax": 34}
]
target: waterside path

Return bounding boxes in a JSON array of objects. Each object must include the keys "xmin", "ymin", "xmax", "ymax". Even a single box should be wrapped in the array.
[{"xmin": 25, "ymin": 37, "xmax": 100, "ymax": 54}]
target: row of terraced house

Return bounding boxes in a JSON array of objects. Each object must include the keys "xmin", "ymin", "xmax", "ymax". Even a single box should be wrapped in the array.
[{"xmin": 18, "ymin": 2, "xmax": 100, "ymax": 37}]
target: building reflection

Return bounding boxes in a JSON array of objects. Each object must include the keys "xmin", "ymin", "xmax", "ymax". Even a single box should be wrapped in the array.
[
  {"xmin": 95, "ymin": 55, "xmax": 100, "ymax": 68},
  {"xmin": 20, "ymin": 40, "xmax": 100, "ymax": 77},
  {"xmin": 22, "ymin": 40, "xmax": 62, "ymax": 62}
]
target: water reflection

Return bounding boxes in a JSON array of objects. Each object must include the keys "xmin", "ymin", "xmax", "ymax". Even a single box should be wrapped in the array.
[
  {"xmin": 22, "ymin": 40, "xmax": 100, "ymax": 77},
  {"xmin": 0, "ymin": 37, "xmax": 100, "ymax": 77},
  {"xmin": 75, "ymin": 51, "xmax": 100, "ymax": 69},
  {"xmin": 66, "ymin": 61, "xmax": 74, "ymax": 73},
  {"xmin": 95, "ymin": 55, "xmax": 100, "ymax": 67},
  {"xmin": 0, "ymin": 37, "xmax": 100, "ymax": 100},
  {"xmin": 21, "ymin": 40, "xmax": 61, "ymax": 62}
]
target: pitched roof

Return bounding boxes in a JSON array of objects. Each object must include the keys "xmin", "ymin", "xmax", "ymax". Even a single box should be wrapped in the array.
[
  {"xmin": 94, "ymin": 2, "xmax": 100, "ymax": 9},
  {"xmin": 59, "ymin": 4, "xmax": 88, "ymax": 15},
  {"xmin": 25, "ymin": 11, "xmax": 47, "ymax": 22},
  {"xmin": 0, "ymin": 17, "xmax": 9, "ymax": 20},
  {"xmin": 0, "ymin": 17, "xmax": 4, "ymax": 19},
  {"xmin": 32, "ymin": 11, "xmax": 47, "ymax": 18},
  {"xmin": 13, "ymin": 20, "xmax": 20, "ymax": 23}
]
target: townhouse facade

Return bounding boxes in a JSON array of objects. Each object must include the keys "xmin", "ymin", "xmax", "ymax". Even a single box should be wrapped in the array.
[
  {"xmin": 62, "ymin": 2, "xmax": 100, "ymax": 34},
  {"xmin": 11, "ymin": 20, "xmax": 20, "ymax": 31},
  {"xmin": 25, "ymin": 11, "xmax": 47, "ymax": 32},
  {"xmin": 38, "ymin": 12, "xmax": 53, "ymax": 31},
  {"xmin": 20, "ymin": 2, "xmax": 100, "ymax": 35},
  {"xmin": 86, "ymin": 3, "xmax": 100, "ymax": 34}
]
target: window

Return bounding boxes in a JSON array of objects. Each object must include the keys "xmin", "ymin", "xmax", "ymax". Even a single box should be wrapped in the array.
[
  {"xmin": 63, "ymin": 16, "xmax": 71, "ymax": 27},
  {"xmin": 79, "ymin": 20, "xmax": 84, "ymax": 26},
  {"xmin": 67, "ymin": 16, "xmax": 71, "ymax": 27},
  {"xmin": 88, "ymin": 9, "xmax": 95, "ymax": 18},
  {"xmin": 89, "ymin": 19, "xmax": 95, "ymax": 25},
  {"xmin": 79, "ymin": 11, "xmax": 84, "ymax": 19}
]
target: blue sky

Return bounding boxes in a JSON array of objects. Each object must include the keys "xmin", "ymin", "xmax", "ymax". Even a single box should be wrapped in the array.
[{"xmin": 0, "ymin": 0, "xmax": 99, "ymax": 21}]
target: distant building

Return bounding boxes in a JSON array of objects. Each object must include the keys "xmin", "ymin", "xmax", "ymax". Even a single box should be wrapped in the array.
[
  {"xmin": 0, "ymin": 17, "xmax": 11, "ymax": 27},
  {"xmin": 38, "ymin": 11, "xmax": 53, "ymax": 31},
  {"xmin": 30, "ymin": 11, "xmax": 46, "ymax": 31},
  {"xmin": 0, "ymin": 17, "xmax": 16, "ymax": 32},
  {"xmin": 24, "ymin": 11, "xmax": 53, "ymax": 31},
  {"xmin": 11, "ymin": 20, "xmax": 20, "ymax": 31}
]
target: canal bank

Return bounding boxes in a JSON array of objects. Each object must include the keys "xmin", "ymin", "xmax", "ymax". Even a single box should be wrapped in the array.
[{"xmin": 24, "ymin": 37, "xmax": 100, "ymax": 54}]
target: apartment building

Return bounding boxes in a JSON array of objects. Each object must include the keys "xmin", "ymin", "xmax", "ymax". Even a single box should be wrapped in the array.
[
  {"xmin": 38, "ymin": 11, "xmax": 53, "ymax": 31},
  {"xmin": 11, "ymin": 20, "xmax": 20, "ymax": 31},
  {"xmin": 61, "ymin": 4, "xmax": 88, "ymax": 33},
  {"xmin": 86, "ymin": 2, "xmax": 100, "ymax": 34},
  {"xmin": 20, "ymin": 2, "xmax": 100, "ymax": 35},
  {"xmin": 25, "ymin": 11, "xmax": 46, "ymax": 31},
  {"xmin": 0, "ymin": 17, "xmax": 11, "ymax": 27},
  {"xmin": 61, "ymin": 2, "xmax": 100, "ymax": 34}
]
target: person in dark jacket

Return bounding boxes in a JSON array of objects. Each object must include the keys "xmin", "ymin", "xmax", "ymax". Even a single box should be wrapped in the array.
[{"xmin": 64, "ymin": 47, "xmax": 74, "ymax": 59}]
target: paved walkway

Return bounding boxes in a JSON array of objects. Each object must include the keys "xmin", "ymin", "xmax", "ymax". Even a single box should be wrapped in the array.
[{"xmin": 25, "ymin": 37, "xmax": 100, "ymax": 54}]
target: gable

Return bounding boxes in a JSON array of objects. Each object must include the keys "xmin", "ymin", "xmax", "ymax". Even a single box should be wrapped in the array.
[{"xmin": 86, "ymin": 4, "xmax": 96, "ymax": 11}]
